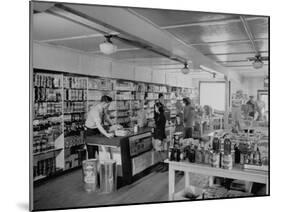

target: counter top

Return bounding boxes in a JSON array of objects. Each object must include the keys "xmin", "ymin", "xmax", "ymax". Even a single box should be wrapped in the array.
[
  {"xmin": 85, "ymin": 125, "xmax": 184, "ymax": 147},
  {"xmin": 85, "ymin": 127, "xmax": 153, "ymax": 147}
]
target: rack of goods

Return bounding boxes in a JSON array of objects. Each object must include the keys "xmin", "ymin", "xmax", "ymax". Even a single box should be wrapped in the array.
[
  {"xmin": 63, "ymin": 76, "xmax": 87, "ymax": 136},
  {"xmin": 63, "ymin": 76, "xmax": 88, "ymax": 170},
  {"xmin": 166, "ymin": 129, "xmax": 269, "ymax": 200},
  {"xmin": 32, "ymin": 69, "xmax": 197, "ymax": 183},
  {"xmin": 33, "ymin": 72, "xmax": 64, "ymax": 181},
  {"xmin": 111, "ymin": 80, "xmax": 135, "ymax": 127}
]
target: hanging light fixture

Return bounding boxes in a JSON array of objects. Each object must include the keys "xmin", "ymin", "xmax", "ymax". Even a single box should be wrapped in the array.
[
  {"xmin": 181, "ymin": 62, "xmax": 190, "ymax": 74},
  {"xmin": 99, "ymin": 35, "xmax": 117, "ymax": 55},
  {"xmin": 252, "ymin": 55, "xmax": 264, "ymax": 69}
]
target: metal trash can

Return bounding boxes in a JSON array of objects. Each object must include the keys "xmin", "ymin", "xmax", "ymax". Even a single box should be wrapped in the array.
[
  {"xmin": 99, "ymin": 160, "xmax": 117, "ymax": 193},
  {"xmin": 82, "ymin": 159, "xmax": 98, "ymax": 193}
]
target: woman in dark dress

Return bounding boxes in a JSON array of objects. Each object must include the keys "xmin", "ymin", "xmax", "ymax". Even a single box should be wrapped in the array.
[
  {"xmin": 153, "ymin": 94, "xmax": 167, "ymax": 172},
  {"xmin": 154, "ymin": 93, "xmax": 166, "ymax": 141},
  {"xmin": 154, "ymin": 102, "xmax": 166, "ymax": 141}
]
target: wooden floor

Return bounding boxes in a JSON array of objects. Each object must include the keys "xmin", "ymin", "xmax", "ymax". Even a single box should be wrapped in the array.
[
  {"xmin": 33, "ymin": 165, "xmax": 187, "ymax": 211},
  {"xmin": 33, "ymin": 164, "xmax": 266, "ymax": 211}
]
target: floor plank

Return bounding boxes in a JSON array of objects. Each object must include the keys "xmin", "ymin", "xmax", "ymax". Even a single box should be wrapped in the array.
[
  {"xmin": 34, "ymin": 164, "xmax": 264, "ymax": 210},
  {"xmin": 33, "ymin": 165, "xmax": 185, "ymax": 210}
]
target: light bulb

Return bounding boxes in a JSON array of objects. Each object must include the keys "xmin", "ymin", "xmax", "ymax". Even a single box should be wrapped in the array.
[{"xmin": 99, "ymin": 41, "xmax": 117, "ymax": 55}]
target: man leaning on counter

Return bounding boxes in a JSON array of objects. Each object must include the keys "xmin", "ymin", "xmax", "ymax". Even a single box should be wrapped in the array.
[{"xmin": 85, "ymin": 95, "xmax": 114, "ymax": 159}]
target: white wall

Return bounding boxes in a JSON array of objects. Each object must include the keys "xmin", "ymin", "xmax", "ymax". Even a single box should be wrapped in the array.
[
  {"xmin": 192, "ymin": 77, "xmax": 225, "ymax": 89},
  {"xmin": 134, "ymin": 66, "xmax": 152, "ymax": 83},
  {"xmin": 33, "ymin": 42, "xmax": 194, "ymax": 87},
  {"xmin": 242, "ymin": 76, "xmax": 266, "ymax": 97},
  {"xmin": 152, "ymin": 69, "xmax": 166, "ymax": 84}
]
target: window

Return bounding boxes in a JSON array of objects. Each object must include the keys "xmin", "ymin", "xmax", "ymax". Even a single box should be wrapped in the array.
[{"xmin": 199, "ymin": 82, "xmax": 226, "ymax": 111}]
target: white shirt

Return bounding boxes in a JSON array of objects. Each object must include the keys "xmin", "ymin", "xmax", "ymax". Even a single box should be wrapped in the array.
[{"xmin": 85, "ymin": 104, "xmax": 103, "ymax": 129}]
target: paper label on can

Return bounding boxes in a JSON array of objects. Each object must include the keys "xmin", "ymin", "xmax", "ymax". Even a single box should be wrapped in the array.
[
  {"xmin": 84, "ymin": 170, "xmax": 96, "ymax": 184},
  {"xmin": 84, "ymin": 175, "xmax": 96, "ymax": 184}
]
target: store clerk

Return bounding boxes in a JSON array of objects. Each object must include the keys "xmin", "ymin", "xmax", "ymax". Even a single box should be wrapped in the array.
[{"xmin": 85, "ymin": 95, "xmax": 114, "ymax": 159}]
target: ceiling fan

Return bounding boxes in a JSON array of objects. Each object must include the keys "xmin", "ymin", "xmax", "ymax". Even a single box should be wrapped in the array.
[{"xmin": 247, "ymin": 54, "xmax": 268, "ymax": 69}]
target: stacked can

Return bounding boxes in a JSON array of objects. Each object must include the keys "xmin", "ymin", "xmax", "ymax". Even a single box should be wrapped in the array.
[
  {"xmin": 204, "ymin": 149, "xmax": 211, "ymax": 164},
  {"xmin": 221, "ymin": 138, "xmax": 233, "ymax": 169},
  {"xmin": 222, "ymin": 154, "xmax": 233, "ymax": 169},
  {"xmin": 195, "ymin": 148, "xmax": 204, "ymax": 163},
  {"xmin": 210, "ymin": 151, "xmax": 220, "ymax": 168}
]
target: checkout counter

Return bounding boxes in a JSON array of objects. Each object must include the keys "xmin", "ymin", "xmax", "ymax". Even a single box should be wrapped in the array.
[{"xmin": 85, "ymin": 127, "xmax": 169, "ymax": 186}]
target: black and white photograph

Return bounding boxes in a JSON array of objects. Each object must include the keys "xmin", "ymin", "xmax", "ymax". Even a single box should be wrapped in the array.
[{"xmin": 29, "ymin": 1, "xmax": 269, "ymax": 211}]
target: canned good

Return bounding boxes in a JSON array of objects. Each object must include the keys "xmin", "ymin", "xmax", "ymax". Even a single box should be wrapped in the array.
[
  {"xmin": 187, "ymin": 148, "xmax": 196, "ymax": 163},
  {"xmin": 222, "ymin": 154, "xmax": 233, "ymax": 170},
  {"xmin": 204, "ymin": 150, "xmax": 211, "ymax": 164},
  {"xmin": 211, "ymin": 152, "xmax": 220, "ymax": 168},
  {"xmin": 176, "ymin": 148, "xmax": 181, "ymax": 162},
  {"xmin": 240, "ymin": 153, "xmax": 245, "ymax": 165},
  {"xmin": 82, "ymin": 159, "xmax": 99, "ymax": 193},
  {"xmin": 195, "ymin": 149, "xmax": 203, "ymax": 163},
  {"xmin": 168, "ymin": 148, "xmax": 174, "ymax": 161}
]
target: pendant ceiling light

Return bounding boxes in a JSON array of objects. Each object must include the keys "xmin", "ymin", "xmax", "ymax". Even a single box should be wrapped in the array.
[
  {"xmin": 252, "ymin": 55, "xmax": 264, "ymax": 69},
  {"xmin": 181, "ymin": 62, "xmax": 190, "ymax": 74},
  {"xmin": 99, "ymin": 35, "xmax": 117, "ymax": 55}
]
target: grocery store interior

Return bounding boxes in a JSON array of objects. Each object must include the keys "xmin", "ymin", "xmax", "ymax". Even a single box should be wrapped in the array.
[{"xmin": 31, "ymin": 1, "xmax": 269, "ymax": 211}]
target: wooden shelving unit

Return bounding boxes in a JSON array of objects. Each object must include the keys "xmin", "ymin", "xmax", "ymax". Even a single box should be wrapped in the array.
[{"xmin": 32, "ymin": 69, "xmax": 197, "ymax": 182}]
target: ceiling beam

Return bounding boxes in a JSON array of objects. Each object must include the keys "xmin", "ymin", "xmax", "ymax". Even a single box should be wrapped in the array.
[
  {"xmin": 120, "ymin": 57, "xmax": 174, "ymax": 61},
  {"xmin": 190, "ymin": 38, "xmax": 267, "ymax": 46},
  {"xmin": 204, "ymin": 50, "xmax": 268, "ymax": 56},
  {"xmin": 160, "ymin": 17, "xmax": 267, "ymax": 29},
  {"xmin": 47, "ymin": 5, "xmax": 185, "ymax": 65},
  {"xmin": 89, "ymin": 47, "xmax": 140, "ymax": 53},
  {"xmin": 52, "ymin": 3, "xmax": 230, "ymax": 76},
  {"xmin": 217, "ymin": 60, "xmax": 268, "ymax": 63},
  {"xmin": 216, "ymin": 60, "xmax": 249, "ymax": 63},
  {"xmin": 240, "ymin": 16, "xmax": 259, "ymax": 55},
  {"xmin": 36, "ymin": 33, "xmax": 108, "ymax": 43},
  {"xmin": 46, "ymin": 7, "xmax": 117, "ymax": 35},
  {"xmin": 223, "ymin": 64, "xmax": 268, "ymax": 68}
]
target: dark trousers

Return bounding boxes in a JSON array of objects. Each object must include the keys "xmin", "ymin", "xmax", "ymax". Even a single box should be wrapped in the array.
[
  {"xmin": 85, "ymin": 128, "xmax": 100, "ymax": 159},
  {"xmin": 86, "ymin": 145, "xmax": 99, "ymax": 159},
  {"xmin": 183, "ymin": 127, "xmax": 193, "ymax": 139},
  {"xmin": 249, "ymin": 112, "xmax": 255, "ymax": 118}
]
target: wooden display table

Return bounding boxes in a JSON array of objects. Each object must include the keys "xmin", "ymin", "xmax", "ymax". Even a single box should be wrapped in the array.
[{"xmin": 164, "ymin": 159, "xmax": 269, "ymax": 200}]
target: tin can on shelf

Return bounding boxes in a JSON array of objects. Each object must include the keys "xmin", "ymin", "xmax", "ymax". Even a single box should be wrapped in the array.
[
  {"xmin": 204, "ymin": 150, "xmax": 211, "ymax": 165},
  {"xmin": 222, "ymin": 154, "xmax": 233, "ymax": 170},
  {"xmin": 210, "ymin": 152, "xmax": 220, "ymax": 168},
  {"xmin": 179, "ymin": 148, "xmax": 185, "ymax": 161},
  {"xmin": 240, "ymin": 153, "xmax": 244, "ymax": 165},
  {"xmin": 187, "ymin": 148, "xmax": 196, "ymax": 163},
  {"xmin": 175, "ymin": 148, "xmax": 181, "ymax": 162},
  {"xmin": 195, "ymin": 149, "xmax": 203, "ymax": 163},
  {"xmin": 168, "ymin": 148, "xmax": 175, "ymax": 161}
]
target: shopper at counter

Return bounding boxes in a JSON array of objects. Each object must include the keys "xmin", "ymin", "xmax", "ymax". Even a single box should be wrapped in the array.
[
  {"xmin": 175, "ymin": 98, "xmax": 183, "ymax": 125},
  {"xmin": 256, "ymin": 99, "xmax": 265, "ymax": 121},
  {"xmin": 153, "ymin": 94, "xmax": 167, "ymax": 143},
  {"xmin": 246, "ymin": 96, "xmax": 257, "ymax": 118},
  {"xmin": 182, "ymin": 97, "xmax": 194, "ymax": 138},
  {"xmin": 231, "ymin": 90, "xmax": 243, "ymax": 132},
  {"xmin": 153, "ymin": 100, "xmax": 167, "ymax": 172},
  {"xmin": 85, "ymin": 95, "xmax": 114, "ymax": 158}
]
